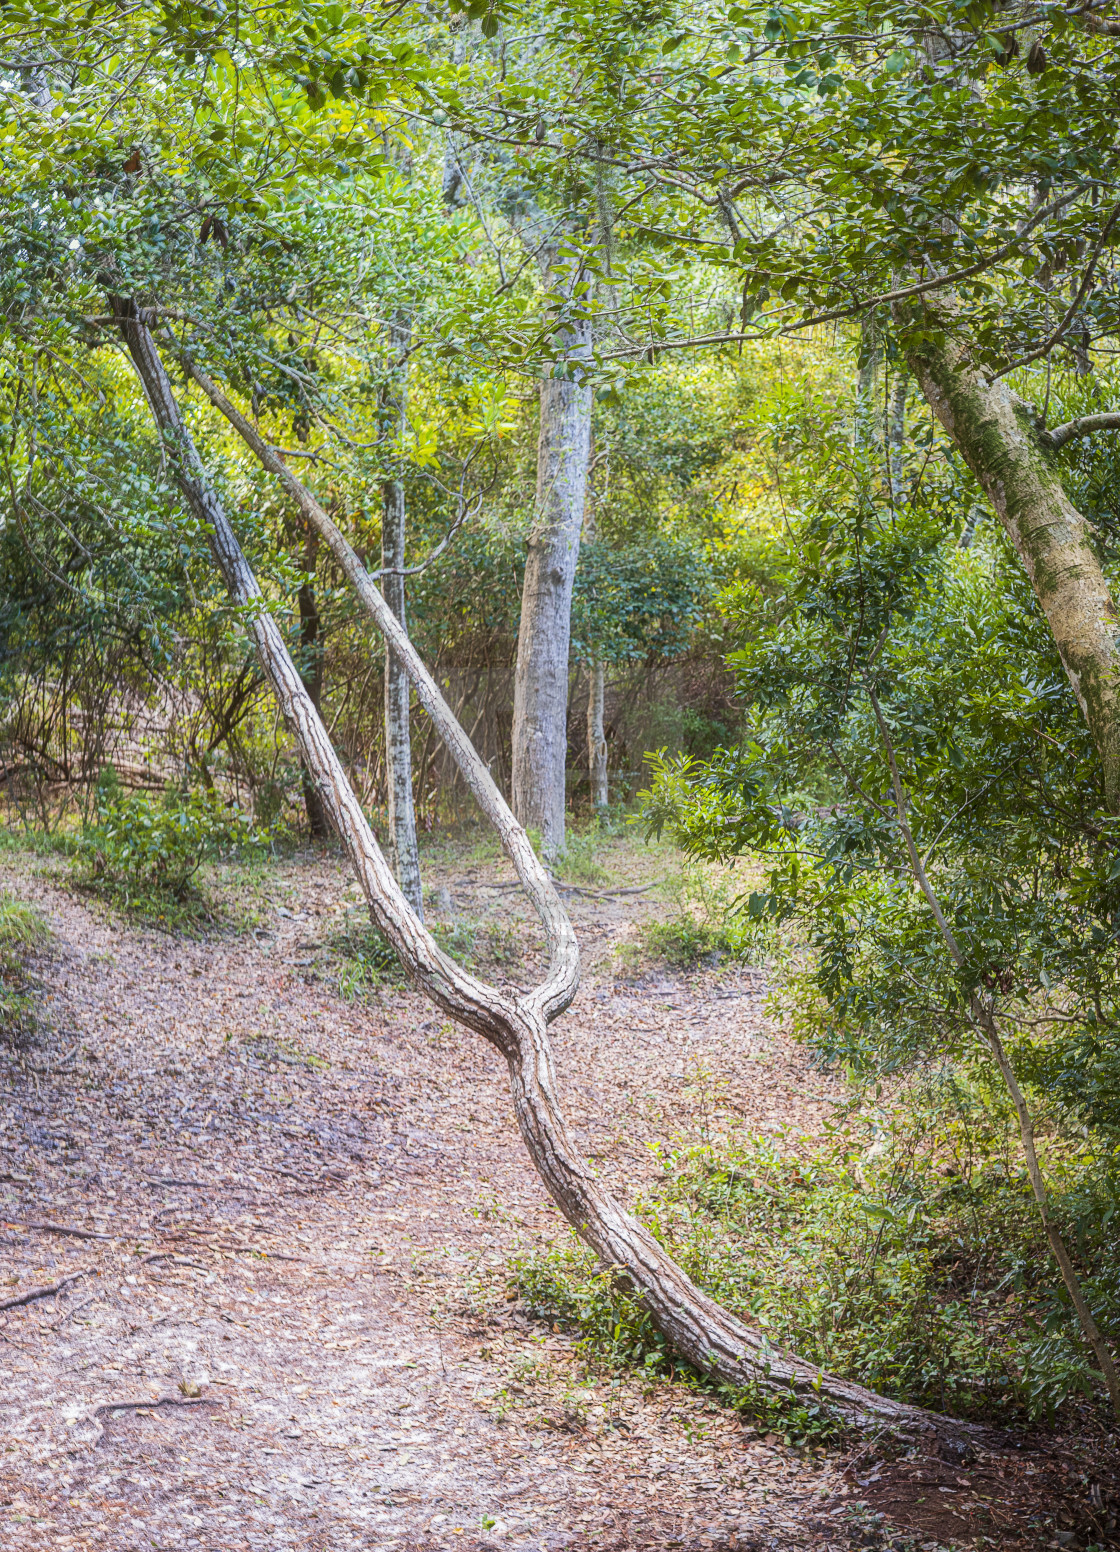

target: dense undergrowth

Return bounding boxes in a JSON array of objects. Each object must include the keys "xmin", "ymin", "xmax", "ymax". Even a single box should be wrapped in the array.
[
  {"xmin": 511, "ymin": 1067, "xmax": 1120, "ymax": 1436},
  {"xmin": 632, "ymin": 858, "xmax": 771, "ymax": 969},
  {"xmin": 68, "ymin": 770, "xmax": 270, "ymax": 932}
]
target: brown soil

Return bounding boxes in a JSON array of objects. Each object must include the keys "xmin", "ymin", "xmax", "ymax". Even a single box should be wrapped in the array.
[{"xmin": 0, "ymin": 840, "xmax": 1116, "ymax": 1552}]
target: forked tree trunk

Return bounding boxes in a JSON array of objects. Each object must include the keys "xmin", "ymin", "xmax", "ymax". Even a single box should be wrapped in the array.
[
  {"xmin": 381, "ymin": 316, "xmax": 423, "ymax": 917},
  {"xmin": 511, "ymin": 256, "xmax": 593, "ymax": 861},
  {"xmin": 897, "ymin": 298, "xmax": 1120, "ymax": 807},
  {"xmin": 139, "ymin": 318, "xmax": 971, "ymax": 1436}
]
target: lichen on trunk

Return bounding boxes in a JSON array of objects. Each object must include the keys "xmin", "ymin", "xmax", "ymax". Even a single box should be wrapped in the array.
[{"xmin": 897, "ymin": 298, "xmax": 1120, "ymax": 807}]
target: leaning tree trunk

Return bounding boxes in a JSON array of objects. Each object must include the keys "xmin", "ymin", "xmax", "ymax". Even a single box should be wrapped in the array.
[
  {"xmin": 297, "ymin": 559, "xmax": 330, "ymax": 841},
  {"xmin": 153, "ymin": 323, "xmax": 972, "ymax": 1436},
  {"xmin": 511, "ymin": 257, "xmax": 593, "ymax": 862},
  {"xmin": 896, "ymin": 297, "xmax": 1120, "ymax": 807},
  {"xmin": 381, "ymin": 314, "xmax": 423, "ymax": 917}
]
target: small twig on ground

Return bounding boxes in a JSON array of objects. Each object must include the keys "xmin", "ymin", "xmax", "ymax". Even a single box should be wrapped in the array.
[
  {"xmin": 21, "ymin": 1041, "xmax": 81, "ymax": 1076},
  {"xmin": 143, "ymin": 1176, "xmax": 222, "ymax": 1190},
  {"xmin": 2, "ymin": 1218, "xmax": 114, "ymax": 1240},
  {"xmin": 53, "ymin": 1293, "xmax": 96, "ymax": 1328},
  {"xmin": 205, "ymin": 1240, "xmax": 303, "ymax": 1261},
  {"xmin": 555, "ymin": 882, "xmax": 657, "ymax": 900},
  {"xmin": 0, "ymin": 1269, "xmax": 90, "ymax": 1311},
  {"xmin": 141, "ymin": 1252, "xmax": 209, "ymax": 1269},
  {"xmin": 92, "ymin": 1393, "xmax": 222, "ymax": 1419},
  {"xmin": 88, "ymin": 1396, "xmax": 223, "ymax": 1440}
]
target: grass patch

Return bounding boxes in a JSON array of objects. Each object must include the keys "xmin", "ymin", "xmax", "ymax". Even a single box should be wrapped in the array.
[
  {"xmin": 555, "ymin": 824, "xmax": 611, "ymax": 887},
  {"xmin": 633, "ymin": 860, "xmax": 770, "ymax": 969},
  {"xmin": 329, "ymin": 907, "xmax": 484, "ymax": 999},
  {"xmin": 509, "ymin": 1075, "xmax": 1119, "ymax": 1431},
  {"xmin": 0, "ymin": 891, "xmax": 50, "ymax": 1046}
]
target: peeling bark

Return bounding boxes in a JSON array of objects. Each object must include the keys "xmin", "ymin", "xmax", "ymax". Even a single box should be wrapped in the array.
[
  {"xmin": 897, "ymin": 298, "xmax": 1120, "ymax": 807},
  {"xmin": 124, "ymin": 310, "xmax": 972, "ymax": 1436}
]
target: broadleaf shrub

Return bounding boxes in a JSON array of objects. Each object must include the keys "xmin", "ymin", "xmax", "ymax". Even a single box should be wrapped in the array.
[
  {"xmin": 76, "ymin": 773, "xmax": 264, "ymax": 903},
  {"xmin": 511, "ymin": 1075, "xmax": 1119, "ymax": 1427}
]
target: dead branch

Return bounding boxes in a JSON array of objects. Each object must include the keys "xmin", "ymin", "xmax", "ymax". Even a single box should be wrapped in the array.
[
  {"xmin": 3, "ymin": 1218, "xmax": 113, "ymax": 1240},
  {"xmin": 0, "ymin": 1270, "xmax": 89, "ymax": 1311}
]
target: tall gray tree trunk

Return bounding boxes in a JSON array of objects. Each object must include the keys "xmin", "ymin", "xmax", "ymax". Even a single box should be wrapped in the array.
[
  {"xmin": 897, "ymin": 296, "xmax": 1120, "ymax": 807},
  {"xmin": 512, "ymin": 258, "xmax": 593, "ymax": 862},
  {"xmin": 381, "ymin": 316, "xmax": 423, "ymax": 917},
  {"xmin": 582, "ymin": 497, "xmax": 608, "ymax": 813},
  {"xmin": 176, "ymin": 341, "xmax": 968, "ymax": 1439}
]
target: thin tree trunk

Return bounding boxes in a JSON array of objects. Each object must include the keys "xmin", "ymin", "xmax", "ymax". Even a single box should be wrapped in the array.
[
  {"xmin": 381, "ymin": 315, "xmax": 423, "ymax": 917},
  {"xmin": 297, "ymin": 569, "xmax": 329, "ymax": 841},
  {"xmin": 888, "ymin": 371, "xmax": 907, "ymax": 500},
  {"xmin": 171, "ymin": 335, "xmax": 966, "ymax": 1435},
  {"xmin": 511, "ymin": 255, "xmax": 592, "ymax": 862},
  {"xmin": 856, "ymin": 312, "xmax": 882, "ymax": 445},
  {"xmin": 583, "ymin": 475, "xmax": 608, "ymax": 815},
  {"xmin": 896, "ymin": 297, "xmax": 1120, "ymax": 807},
  {"xmin": 588, "ymin": 659, "xmax": 608, "ymax": 813}
]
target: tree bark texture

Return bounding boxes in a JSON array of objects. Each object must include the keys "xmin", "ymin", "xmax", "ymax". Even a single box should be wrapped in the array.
[
  {"xmin": 381, "ymin": 316, "xmax": 423, "ymax": 917},
  {"xmin": 297, "ymin": 571, "xmax": 329, "ymax": 841},
  {"xmin": 512, "ymin": 261, "xmax": 593, "ymax": 861},
  {"xmin": 588, "ymin": 660, "xmax": 608, "ymax": 812},
  {"xmin": 898, "ymin": 299, "xmax": 1120, "ymax": 808},
  {"xmin": 163, "ymin": 329, "xmax": 966, "ymax": 1435}
]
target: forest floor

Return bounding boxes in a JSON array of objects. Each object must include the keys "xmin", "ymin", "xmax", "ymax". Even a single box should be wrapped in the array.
[{"xmin": 0, "ymin": 829, "xmax": 1115, "ymax": 1552}]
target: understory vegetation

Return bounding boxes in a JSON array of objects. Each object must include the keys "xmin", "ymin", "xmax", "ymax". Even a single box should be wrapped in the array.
[
  {"xmin": 5, "ymin": 0, "xmax": 1120, "ymax": 1453},
  {"xmin": 514, "ymin": 1067, "xmax": 1118, "ymax": 1432},
  {"xmin": 0, "ymin": 890, "xmax": 49, "ymax": 1047}
]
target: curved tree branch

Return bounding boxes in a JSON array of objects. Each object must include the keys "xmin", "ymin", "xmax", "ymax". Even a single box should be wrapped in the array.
[
  {"xmin": 114, "ymin": 299, "xmax": 973, "ymax": 1437},
  {"xmin": 1041, "ymin": 411, "xmax": 1120, "ymax": 451},
  {"xmin": 179, "ymin": 354, "xmax": 579, "ymax": 1025}
]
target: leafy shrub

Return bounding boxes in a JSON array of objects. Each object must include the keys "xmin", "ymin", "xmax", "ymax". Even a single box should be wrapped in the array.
[
  {"xmin": 511, "ymin": 1077, "xmax": 1119, "ymax": 1427},
  {"xmin": 638, "ymin": 860, "xmax": 770, "ymax": 969},
  {"xmin": 76, "ymin": 773, "xmax": 263, "ymax": 905},
  {"xmin": 0, "ymin": 891, "xmax": 50, "ymax": 1045}
]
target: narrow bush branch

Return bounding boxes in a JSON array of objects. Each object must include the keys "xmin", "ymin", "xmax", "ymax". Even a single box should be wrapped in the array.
[{"xmin": 867, "ymin": 685, "xmax": 1120, "ymax": 1417}]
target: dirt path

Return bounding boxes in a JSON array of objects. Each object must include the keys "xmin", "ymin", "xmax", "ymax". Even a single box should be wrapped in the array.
[{"xmin": 0, "ymin": 847, "xmax": 1108, "ymax": 1551}]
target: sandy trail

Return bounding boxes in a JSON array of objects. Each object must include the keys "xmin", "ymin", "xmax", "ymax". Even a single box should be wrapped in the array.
[{"xmin": 0, "ymin": 847, "xmax": 912, "ymax": 1551}]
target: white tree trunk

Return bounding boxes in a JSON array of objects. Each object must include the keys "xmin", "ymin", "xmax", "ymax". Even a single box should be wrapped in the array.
[
  {"xmin": 511, "ymin": 259, "xmax": 592, "ymax": 861},
  {"xmin": 163, "ymin": 328, "xmax": 969, "ymax": 1436},
  {"xmin": 381, "ymin": 316, "xmax": 423, "ymax": 918}
]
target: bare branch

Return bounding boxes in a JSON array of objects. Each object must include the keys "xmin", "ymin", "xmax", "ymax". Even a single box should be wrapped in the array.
[{"xmin": 1042, "ymin": 411, "xmax": 1120, "ymax": 451}]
